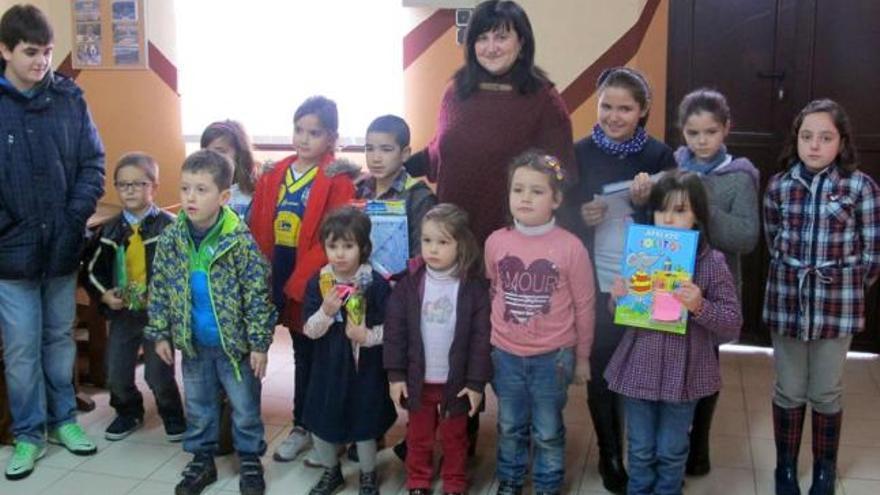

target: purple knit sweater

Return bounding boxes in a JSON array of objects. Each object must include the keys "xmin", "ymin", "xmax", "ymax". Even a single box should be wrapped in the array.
[
  {"xmin": 604, "ymin": 248, "xmax": 743, "ymax": 402},
  {"xmin": 425, "ymin": 83, "xmax": 576, "ymax": 245}
]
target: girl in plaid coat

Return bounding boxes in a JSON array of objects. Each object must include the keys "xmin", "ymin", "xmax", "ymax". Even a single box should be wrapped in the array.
[
  {"xmin": 605, "ymin": 172, "xmax": 742, "ymax": 495},
  {"xmin": 764, "ymin": 99, "xmax": 880, "ymax": 495}
]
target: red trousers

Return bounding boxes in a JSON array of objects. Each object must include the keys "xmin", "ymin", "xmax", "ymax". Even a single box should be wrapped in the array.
[{"xmin": 406, "ymin": 384, "xmax": 469, "ymax": 492}]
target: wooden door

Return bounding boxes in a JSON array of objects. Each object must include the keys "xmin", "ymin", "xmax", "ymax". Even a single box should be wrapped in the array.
[{"xmin": 667, "ymin": 0, "xmax": 880, "ymax": 351}]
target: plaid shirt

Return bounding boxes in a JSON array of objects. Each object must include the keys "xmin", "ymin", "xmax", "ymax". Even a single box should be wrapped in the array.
[
  {"xmin": 356, "ymin": 170, "xmax": 437, "ymax": 257},
  {"xmin": 356, "ymin": 169, "xmax": 411, "ymax": 200},
  {"xmin": 763, "ymin": 164, "xmax": 880, "ymax": 340},
  {"xmin": 604, "ymin": 248, "xmax": 742, "ymax": 402}
]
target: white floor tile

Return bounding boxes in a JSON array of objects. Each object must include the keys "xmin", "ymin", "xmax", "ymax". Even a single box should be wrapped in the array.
[
  {"xmin": 682, "ymin": 466, "xmax": 756, "ymax": 495},
  {"xmin": 76, "ymin": 441, "xmax": 180, "ymax": 479},
  {"xmin": 0, "ymin": 465, "xmax": 68, "ymax": 495},
  {"xmin": 709, "ymin": 434, "xmax": 753, "ymax": 469},
  {"xmin": 842, "ymin": 477, "xmax": 880, "ymax": 495},
  {"xmin": 41, "ymin": 470, "xmax": 141, "ymax": 495},
  {"xmin": 128, "ymin": 479, "xmax": 177, "ymax": 495},
  {"xmin": 712, "ymin": 407, "xmax": 749, "ymax": 437},
  {"xmin": 837, "ymin": 444, "xmax": 880, "ymax": 480},
  {"xmin": 8, "ymin": 348, "xmax": 879, "ymax": 494}
]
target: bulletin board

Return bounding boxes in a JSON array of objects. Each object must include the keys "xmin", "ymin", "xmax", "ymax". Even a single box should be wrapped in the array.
[{"xmin": 71, "ymin": 0, "xmax": 147, "ymax": 69}]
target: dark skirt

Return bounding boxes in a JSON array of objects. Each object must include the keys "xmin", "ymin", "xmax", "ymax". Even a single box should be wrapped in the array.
[
  {"xmin": 300, "ymin": 271, "xmax": 397, "ymax": 443},
  {"xmin": 302, "ymin": 326, "xmax": 397, "ymax": 443}
]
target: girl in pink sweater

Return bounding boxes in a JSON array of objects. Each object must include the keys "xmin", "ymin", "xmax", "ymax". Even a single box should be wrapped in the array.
[{"xmin": 485, "ymin": 151, "xmax": 596, "ymax": 495}]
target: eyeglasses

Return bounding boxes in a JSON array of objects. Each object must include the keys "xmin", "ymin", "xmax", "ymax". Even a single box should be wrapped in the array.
[{"xmin": 114, "ymin": 181, "xmax": 152, "ymax": 191}]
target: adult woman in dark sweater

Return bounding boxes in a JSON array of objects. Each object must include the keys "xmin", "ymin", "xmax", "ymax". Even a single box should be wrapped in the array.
[
  {"xmin": 406, "ymin": 0, "xmax": 576, "ymax": 246},
  {"xmin": 567, "ymin": 67, "xmax": 676, "ymax": 494}
]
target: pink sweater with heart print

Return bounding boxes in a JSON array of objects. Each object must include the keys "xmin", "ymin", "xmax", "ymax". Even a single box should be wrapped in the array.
[{"xmin": 485, "ymin": 222, "xmax": 596, "ymax": 360}]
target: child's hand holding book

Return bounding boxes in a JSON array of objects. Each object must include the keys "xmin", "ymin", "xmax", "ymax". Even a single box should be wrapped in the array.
[{"xmin": 674, "ymin": 280, "xmax": 704, "ymax": 316}]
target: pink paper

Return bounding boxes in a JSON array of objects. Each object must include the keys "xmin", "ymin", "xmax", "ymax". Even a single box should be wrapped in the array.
[{"xmin": 652, "ymin": 292, "xmax": 682, "ymax": 322}]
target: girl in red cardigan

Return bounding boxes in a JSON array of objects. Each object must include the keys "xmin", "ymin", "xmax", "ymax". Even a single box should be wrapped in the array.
[
  {"xmin": 248, "ymin": 95, "xmax": 357, "ymax": 463},
  {"xmin": 384, "ymin": 204, "xmax": 492, "ymax": 495}
]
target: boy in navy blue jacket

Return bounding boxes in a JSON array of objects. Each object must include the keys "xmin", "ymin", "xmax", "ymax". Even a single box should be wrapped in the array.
[{"xmin": 0, "ymin": 4, "xmax": 105, "ymax": 481}]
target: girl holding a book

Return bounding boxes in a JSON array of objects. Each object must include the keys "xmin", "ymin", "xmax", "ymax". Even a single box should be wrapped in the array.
[
  {"xmin": 566, "ymin": 66, "xmax": 677, "ymax": 494},
  {"xmin": 606, "ymin": 172, "xmax": 742, "ymax": 495}
]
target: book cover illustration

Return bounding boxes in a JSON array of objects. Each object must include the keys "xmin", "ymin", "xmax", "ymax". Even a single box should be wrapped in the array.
[
  {"xmin": 352, "ymin": 199, "xmax": 409, "ymax": 278},
  {"xmin": 613, "ymin": 224, "xmax": 699, "ymax": 334}
]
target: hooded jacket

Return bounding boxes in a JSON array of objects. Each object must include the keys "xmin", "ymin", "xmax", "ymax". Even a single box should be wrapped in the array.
[
  {"xmin": 145, "ymin": 207, "xmax": 276, "ymax": 379},
  {"xmin": 248, "ymin": 154, "xmax": 358, "ymax": 327},
  {"xmin": 0, "ymin": 65, "xmax": 105, "ymax": 279},
  {"xmin": 673, "ymin": 146, "xmax": 760, "ymax": 289}
]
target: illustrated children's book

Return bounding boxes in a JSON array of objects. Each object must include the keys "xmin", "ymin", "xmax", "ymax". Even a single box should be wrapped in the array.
[
  {"xmin": 613, "ymin": 224, "xmax": 699, "ymax": 334},
  {"xmin": 351, "ymin": 199, "xmax": 409, "ymax": 278}
]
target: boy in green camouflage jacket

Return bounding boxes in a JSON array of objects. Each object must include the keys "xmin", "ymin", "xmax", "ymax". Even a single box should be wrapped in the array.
[{"xmin": 146, "ymin": 150, "xmax": 275, "ymax": 495}]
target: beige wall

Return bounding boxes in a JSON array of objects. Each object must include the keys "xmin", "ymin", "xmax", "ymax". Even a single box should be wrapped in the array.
[{"xmin": 1, "ymin": 0, "xmax": 185, "ymax": 208}]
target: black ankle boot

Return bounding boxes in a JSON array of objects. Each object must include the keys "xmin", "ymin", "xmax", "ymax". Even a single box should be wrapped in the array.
[
  {"xmin": 686, "ymin": 391, "xmax": 719, "ymax": 476},
  {"xmin": 808, "ymin": 460, "xmax": 835, "ymax": 495},
  {"xmin": 239, "ymin": 454, "xmax": 265, "ymax": 495},
  {"xmin": 175, "ymin": 453, "xmax": 217, "ymax": 495},
  {"xmin": 588, "ymin": 392, "xmax": 627, "ymax": 494},
  {"xmin": 309, "ymin": 464, "xmax": 344, "ymax": 495},
  {"xmin": 359, "ymin": 470, "xmax": 378, "ymax": 495},
  {"xmin": 495, "ymin": 480, "xmax": 522, "ymax": 495}
]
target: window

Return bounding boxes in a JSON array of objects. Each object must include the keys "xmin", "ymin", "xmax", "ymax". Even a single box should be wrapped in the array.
[{"xmin": 176, "ymin": 1, "xmax": 405, "ymax": 146}]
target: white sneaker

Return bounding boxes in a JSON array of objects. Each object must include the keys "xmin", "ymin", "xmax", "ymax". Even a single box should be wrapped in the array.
[{"xmin": 272, "ymin": 426, "xmax": 312, "ymax": 462}]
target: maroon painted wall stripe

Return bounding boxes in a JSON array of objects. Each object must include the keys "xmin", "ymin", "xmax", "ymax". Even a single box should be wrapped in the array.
[
  {"xmin": 560, "ymin": 0, "xmax": 662, "ymax": 111},
  {"xmin": 148, "ymin": 41, "xmax": 178, "ymax": 94},
  {"xmin": 55, "ymin": 54, "xmax": 80, "ymax": 79},
  {"xmin": 403, "ymin": 9, "xmax": 456, "ymax": 70}
]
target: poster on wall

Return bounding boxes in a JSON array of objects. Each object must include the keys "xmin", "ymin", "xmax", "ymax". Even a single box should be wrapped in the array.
[
  {"xmin": 73, "ymin": 1, "xmax": 102, "ymax": 66},
  {"xmin": 74, "ymin": 0, "xmax": 101, "ymax": 21},
  {"xmin": 75, "ymin": 21, "xmax": 101, "ymax": 66},
  {"xmin": 71, "ymin": 0, "xmax": 147, "ymax": 70},
  {"xmin": 112, "ymin": 21, "xmax": 139, "ymax": 64}
]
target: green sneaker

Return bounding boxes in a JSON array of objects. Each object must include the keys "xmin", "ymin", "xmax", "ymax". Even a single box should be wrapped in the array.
[
  {"xmin": 5, "ymin": 441, "xmax": 46, "ymax": 480},
  {"xmin": 48, "ymin": 423, "xmax": 97, "ymax": 456}
]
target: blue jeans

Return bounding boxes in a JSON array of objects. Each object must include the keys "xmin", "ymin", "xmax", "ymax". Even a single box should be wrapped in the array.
[
  {"xmin": 182, "ymin": 345, "xmax": 266, "ymax": 455},
  {"xmin": 491, "ymin": 346, "xmax": 574, "ymax": 492},
  {"xmin": 624, "ymin": 397, "xmax": 698, "ymax": 495},
  {"xmin": 0, "ymin": 274, "xmax": 78, "ymax": 446},
  {"xmin": 106, "ymin": 311, "xmax": 184, "ymax": 423}
]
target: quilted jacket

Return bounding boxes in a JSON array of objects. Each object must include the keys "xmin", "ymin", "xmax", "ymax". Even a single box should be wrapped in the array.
[
  {"xmin": 0, "ymin": 66, "xmax": 105, "ymax": 279},
  {"xmin": 145, "ymin": 207, "xmax": 276, "ymax": 378}
]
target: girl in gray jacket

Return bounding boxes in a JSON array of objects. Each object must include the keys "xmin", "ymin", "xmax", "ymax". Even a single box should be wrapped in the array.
[{"xmin": 673, "ymin": 88, "xmax": 760, "ymax": 476}]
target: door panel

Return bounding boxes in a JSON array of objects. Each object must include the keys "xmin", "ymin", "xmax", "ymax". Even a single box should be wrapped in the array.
[{"xmin": 667, "ymin": 0, "xmax": 880, "ymax": 351}]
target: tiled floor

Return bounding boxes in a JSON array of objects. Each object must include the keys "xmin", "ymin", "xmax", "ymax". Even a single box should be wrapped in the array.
[{"xmin": 3, "ymin": 330, "xmax": 880, "ymax": 494}]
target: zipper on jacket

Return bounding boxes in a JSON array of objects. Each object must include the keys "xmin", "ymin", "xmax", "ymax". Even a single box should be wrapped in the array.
[{"xmin": 206, "ymin": 238, "xmax": 243, "ymax": 381}]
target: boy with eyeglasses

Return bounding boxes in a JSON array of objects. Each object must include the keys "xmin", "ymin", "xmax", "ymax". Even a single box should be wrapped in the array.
[{"xmin": 86, "ymin": 153, "xmax": 185, "ymax": 443}]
